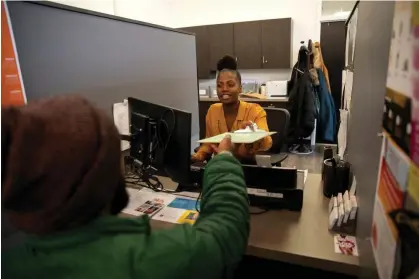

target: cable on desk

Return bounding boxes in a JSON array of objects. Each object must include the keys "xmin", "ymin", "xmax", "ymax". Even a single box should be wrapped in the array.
[
  {"xmin": 125, "ymin": 170, "xmax": 167, "ymax": 193},
  {"xmin": 195, "ymin": 190, "xmax": 202, "ymax": 213}
]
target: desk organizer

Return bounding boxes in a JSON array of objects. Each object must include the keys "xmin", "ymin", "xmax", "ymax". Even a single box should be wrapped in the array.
[{"xmin": 328, "ymin": 192, "xmax": 358, "ymax": 236}]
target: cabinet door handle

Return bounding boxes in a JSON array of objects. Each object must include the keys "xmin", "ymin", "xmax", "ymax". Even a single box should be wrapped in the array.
[
  {"xmin": 235, "ymin": 57, "xmax": 238, "ymax": 62},
  {"xmin": 262, "ymin": 56, "xmax": 265, "ymax": 64}
]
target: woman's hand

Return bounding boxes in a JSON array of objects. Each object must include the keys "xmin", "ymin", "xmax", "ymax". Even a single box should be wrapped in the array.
[
  {"xmin": 191, "ymin": 153, "xmax": 202, "ymax": 162},
  {"xmin": 243, "ymin": 143, "xmax": 255, "ymax": 154},
  {"xmin": 240, "ymin": 121, "xmax": 255, "ymax": 130}
]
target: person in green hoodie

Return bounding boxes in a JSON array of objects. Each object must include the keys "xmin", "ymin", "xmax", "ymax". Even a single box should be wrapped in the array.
[{"xmin": 2, "ymin": 96, "xmax": 250, "ymax": 279}]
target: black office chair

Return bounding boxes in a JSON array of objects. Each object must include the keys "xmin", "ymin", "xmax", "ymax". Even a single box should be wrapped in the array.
[{"xmin": 256, "ymin": 107, "xmax": 290, "ymax": 166}]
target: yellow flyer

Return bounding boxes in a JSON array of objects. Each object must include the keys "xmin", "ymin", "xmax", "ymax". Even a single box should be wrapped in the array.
[{"xmin": 177, "ymin": 210, "xmax": 199, "ymax": 225}]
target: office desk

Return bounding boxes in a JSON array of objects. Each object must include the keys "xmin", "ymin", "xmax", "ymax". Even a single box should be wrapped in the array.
[
  {"xmin": 245, "ymin": 173, "xmax": 358, "ymax": 275},
  {"xmin": 126, "ymin": 172, "xmax": 359, "ymax": 276}
]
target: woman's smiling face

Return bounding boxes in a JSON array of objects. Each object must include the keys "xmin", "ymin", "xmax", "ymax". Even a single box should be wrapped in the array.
[{"xmin": 216, "ymin": 71, "xmax": 241, "ymax": 105}]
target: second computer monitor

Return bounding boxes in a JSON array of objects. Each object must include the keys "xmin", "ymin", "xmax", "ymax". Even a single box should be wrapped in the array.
[{"xmin": 128, "ymin": 97, "xmax": 192, "ymax": 185}]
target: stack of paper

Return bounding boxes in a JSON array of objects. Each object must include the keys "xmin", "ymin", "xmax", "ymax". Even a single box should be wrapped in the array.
[
  {"xmin": 123, "ymin": 188, "xmax": 175, "ymax": 217},
  {"xmin": 197, "ymin": 131, "xmax": 276, "ymax": 144}
]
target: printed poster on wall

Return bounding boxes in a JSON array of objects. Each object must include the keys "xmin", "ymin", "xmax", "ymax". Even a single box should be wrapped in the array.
[
  {"xmin": 1, "ymin": 1, "xmax": 26, "ymax": 107},
  {"xmin": 372, "ymin": 134, "xmax": 408, "ymax": 279},
  {"xmin": 412, "ymin": 2, "xmax": 419, "ymax": 169},
  {"xmin": 372, "ymin": 2, "xmax": 419, "ymax": 279}
]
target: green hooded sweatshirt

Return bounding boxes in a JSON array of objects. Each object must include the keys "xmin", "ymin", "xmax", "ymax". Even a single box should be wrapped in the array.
[{"xmin": 2, "ymin": 153, "xmax": 250, "ymax": 279}]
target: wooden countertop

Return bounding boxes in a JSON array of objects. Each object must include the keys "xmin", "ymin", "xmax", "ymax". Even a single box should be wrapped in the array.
[
  {"xmin": 199, "ymin": 97, "xmax": 288, "ymax": 102},
  {"xmin": 125, "ymin": 173, "xmax": 359, "ymax": 275}
]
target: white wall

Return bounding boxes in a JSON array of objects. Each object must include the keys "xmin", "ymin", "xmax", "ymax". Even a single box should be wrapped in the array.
[
  {"xmin": 114, "ymin": 0, "xmax": 172, "ymax": 26},
  {"xmin": 321, "ymin": 0, "xmax": 355, "ymax": 16},
  {"xmin": 168, "ymin": 0, "xmax": 323, "ymax": 66},
  {"xmin": 48, "ymin": 0, "xmax": 172, "ymax": 27},
  {"xmin": 49, "ymin": 0, "xmax": 115, "ymax": 15}
]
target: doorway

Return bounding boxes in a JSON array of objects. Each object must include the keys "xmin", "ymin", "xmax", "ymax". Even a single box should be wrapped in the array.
[{"xmin": 320, "ymin": 20, "xmax": 346, "ymax": 142}]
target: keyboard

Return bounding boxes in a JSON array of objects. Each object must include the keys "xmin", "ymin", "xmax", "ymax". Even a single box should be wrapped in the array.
[{"xmin": 190, "ymin": 161, "xmax": 207, "ymax": 171}]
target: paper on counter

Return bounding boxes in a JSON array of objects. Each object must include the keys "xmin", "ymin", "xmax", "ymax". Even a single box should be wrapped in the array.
[
  {"xmin": 153, "ymin": 196, "xmax": 200, "ymax": 224},
  {"xmin": 334, "ymin": 234, "xmax": 359, "ymax": 256},
  {"xmin": 177, "ymin": 210, "xmax": 199, "ymax": 224},
  {"xmin": 153, "ymin": 207, "xmax": 186, "ymax": 223},
  {"xmin": 113, "ymin": 99, "xmax": 130, "ymax": 151},
  {"xmin": 197, "ymin": 131, "xmax": 276, "ymax": 144},
  {"xmin": 168, "ymin": 197, "xmax": 200, "ymax": 211},
  {"xmin": 123, "ymin": 188, "xmax": 175, "ymax": 216}
]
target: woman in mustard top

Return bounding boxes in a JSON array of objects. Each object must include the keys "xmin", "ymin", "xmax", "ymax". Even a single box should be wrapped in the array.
[{"xmin": 192, "ymin": 56, "xmax": 272, "ymax": 162}]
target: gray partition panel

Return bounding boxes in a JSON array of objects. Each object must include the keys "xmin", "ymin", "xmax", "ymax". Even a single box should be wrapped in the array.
[
  {"xmin": 346, "ymin": 1, "xmax": 394, "ymax": 278},
  {"xmin": 7, "ymin": 2, "xmax": 199, "ymax": 146}
]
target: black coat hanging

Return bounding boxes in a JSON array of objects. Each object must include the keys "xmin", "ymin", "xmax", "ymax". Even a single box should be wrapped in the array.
[{"xmin": 287, "ymin": 41, "xmax": 316, "ymax": 141}]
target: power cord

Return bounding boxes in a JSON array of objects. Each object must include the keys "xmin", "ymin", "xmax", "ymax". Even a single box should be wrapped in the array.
[
  {"xmin": 157, "ymin": 109, "xmax": 175, "ymax": 152},
  {"xmin": 195, "ymin": 190, "xmax": 202, "ymax": 213}
]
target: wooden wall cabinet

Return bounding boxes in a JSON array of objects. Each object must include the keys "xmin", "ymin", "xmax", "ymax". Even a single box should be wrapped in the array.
[
  {"xmin": 207, "ymin": 23, "xmax": 234, "ymax": 71},
  {"xmin": 181, "ymin": 26, "xmax": 210, "ymax": 79},
  {"xmin": 180, "ymin": 18, "xmax": 292, "ymax": 78},
  {"xmin": 261, "ymin": 18, "xmax": 292, "ymax": 69},
  {"xmin": 233, "ymin": 21, "xmax": 262, "ymax": 69}
]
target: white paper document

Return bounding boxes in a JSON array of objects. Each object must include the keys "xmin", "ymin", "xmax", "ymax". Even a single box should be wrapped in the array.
[
  {"xmin": 343, "ymin": 71, "xmax": 353, "ymax": 111},
  {"xmin": 153, "ymin": 196, "xmax": 200, "ymax": 224},
  {"xmin": 153, "ymin": 207, "xmax": 187, "ymax": 223},
  {"xmin": 197, "ymin": 131, "xmax": 276, "ymax": 144},
  {"xmin": 113, "ymin": 100, "xmax": 130, "ymax": 151},
  {"xmin": 338, "ymin": 109, "xmax": 349, "ymax": 158},
  {"xmin": 122, "ymin": 188, "xmax": 175, "ymax": 217}
]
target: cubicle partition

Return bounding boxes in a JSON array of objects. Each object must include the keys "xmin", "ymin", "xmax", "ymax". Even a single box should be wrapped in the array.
[
  {"xmin": 6, "ymin": 1, "xmax": 200, "ymax": 147},
  {"xmin": 345, "ymin": 1, "xmax": 395, "ymax": 278}
]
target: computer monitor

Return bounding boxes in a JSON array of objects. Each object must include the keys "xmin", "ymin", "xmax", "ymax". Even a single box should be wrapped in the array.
[{"xmin": 128, "ymin": 97, "xmax": 192, "ymax": 186}]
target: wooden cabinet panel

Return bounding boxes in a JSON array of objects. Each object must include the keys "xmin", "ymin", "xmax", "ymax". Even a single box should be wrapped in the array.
[
  {"xmin": 233, "ymin": 21, "xmax": 262, "ymax": 69},
  {"xmin": 207, "ymin": 24, "xmax": 234, "ymax": 71},
  {"xmin": 181, "ymin": 26, "xmax": 210, "ymax": 79},
  {"xmin": 261, "ymin": 18, "xmax": 292, "ymax": 69},
  {"xmin": 183, "ymin": 18, "xmax": 292, "ymax": 74}
]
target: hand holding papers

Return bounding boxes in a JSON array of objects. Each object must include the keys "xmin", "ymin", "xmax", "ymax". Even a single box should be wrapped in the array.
[{"xmin": 197, "ymin": 121, "xmax": 276, "ymax": 145}]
